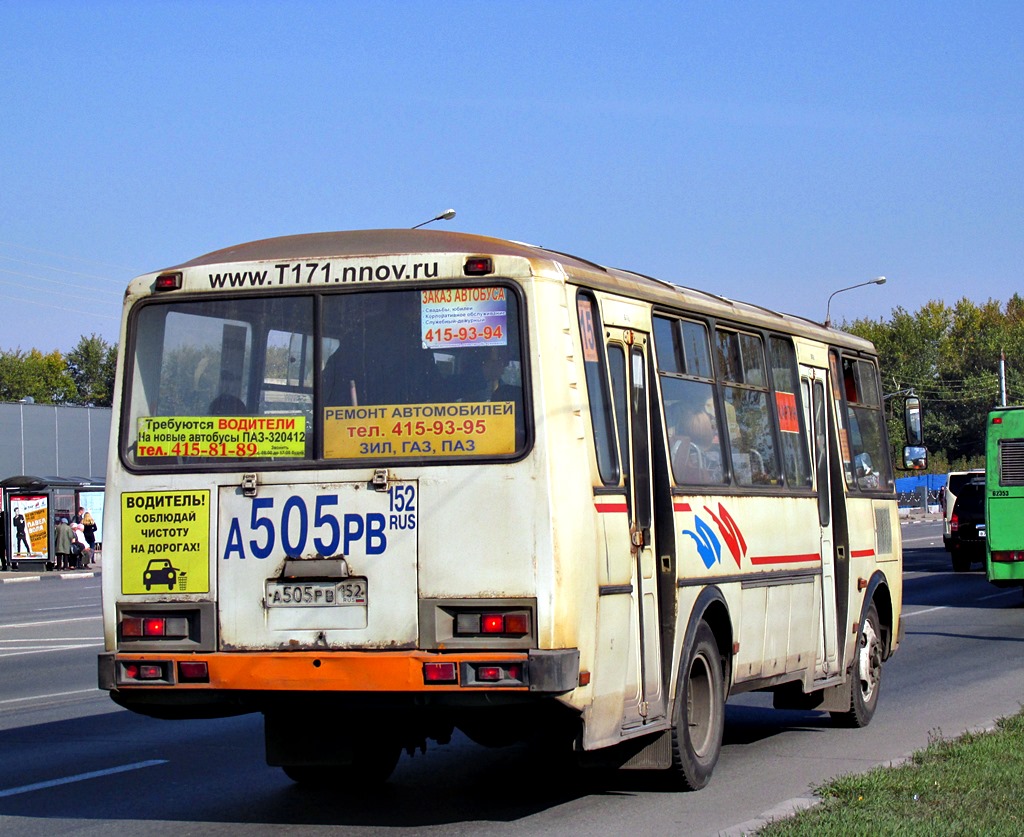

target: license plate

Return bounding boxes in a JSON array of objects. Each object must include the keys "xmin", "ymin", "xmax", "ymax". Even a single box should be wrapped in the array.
[{"xmin": 265, "ymin": 578, "xmax": 367, "ymax": 607}]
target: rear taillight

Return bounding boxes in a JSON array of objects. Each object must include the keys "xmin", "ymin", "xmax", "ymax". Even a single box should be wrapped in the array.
[
  {"xmin": 950, "ymin": 513, "xmax": 959, "ymax": 533},
  {"xmin": 423, "ymin": 662, "xmax": 458, "ymax": 684},
  {"xmin": 464, "ymin": 661, "xmax": 526, "ymax": 687},
  {"xmin": 454, "ymin": 611, "xmax": 530, "ymax": 638},
  {"xmin": 121, "ymin": 615, "xmax": 189, "ymax": 639},
  {"xmin": 992, "ymin": 551, "xmax": 1024, "ymax": 563},
  {"xmin": 463, "ymin": 257, "xmax": 493, "ymax": 276},
  {"xmin": 475, "ymin": 663, "xmax": 523, "ymax": 682},
  {"xmin": 120, "ymin": 660, "xmax": 170, "ymax": 682},
  {"xmin": 178, "ymin": 661, "xmax": 209, "ymax": 682},
  {"xmin": 154, "ymin": 272, "xmax": 182, "ymax": 291}
]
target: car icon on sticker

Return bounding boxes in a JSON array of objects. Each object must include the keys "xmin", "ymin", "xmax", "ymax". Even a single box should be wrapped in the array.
[{"xmin": 143, "ymin": 558, "xmax": 178, "ymax": 591}]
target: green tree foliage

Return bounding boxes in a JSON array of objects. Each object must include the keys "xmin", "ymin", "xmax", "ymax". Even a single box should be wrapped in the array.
[
  {"xmin": 847, "ymin": 294, "xmax": 1024, "ymax": 470},
  {"xmin": 0, "ymin": 348, "xmax": 77, "ymax": 404},
  {"xmin": 65, "ymin": 334, "xmax": 118, "ymax": 406},
  {"xmin": 0, "ymin": 336, "xmax": 117, "ymax": 406}
]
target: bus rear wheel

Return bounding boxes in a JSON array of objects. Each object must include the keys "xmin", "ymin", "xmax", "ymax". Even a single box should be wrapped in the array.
[
  {"xmin": 831, "ymin": 603, "xmax": 882, "ymax": 728},
  {"xmin": 670, "ymin": 620, "xmax": 725, "ymax": 790}
]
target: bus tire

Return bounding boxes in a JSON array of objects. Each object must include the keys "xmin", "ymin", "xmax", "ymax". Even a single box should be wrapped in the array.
[
  {"xmin": 831, "ymin": 603, "xmax": 882, "ymax": 728},
  {"xmin": 670, "ymin": 620, "xmax": 725, "ymax": 791}
]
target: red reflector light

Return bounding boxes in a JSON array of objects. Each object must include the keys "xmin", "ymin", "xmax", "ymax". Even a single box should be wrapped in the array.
[
  {"xmin": 178, "ymin": 661, "xmax": 209, "ymax": 682},
  {"xmin": 122, "ymin": 618, "xmax": 143, "ymax": 637},
  {"xmin": 463, "ymin": 257, "xmax": 493, "ymax": 276},
  {"xmin": 477, "ymin": 666, "xmax": 502, "ymax": 681},
  {"xmin": 423, "ymin": 662, "xmax": 458, "ymax": 683},
  {"xmin": 124, "ymin": 663, "xmax": 139, "ymax": 679},
  {"xmin": 154, "ymin": 272, "xmax": 182, "ymax": 291},
  {"xmin": 144, "ymin": 618, "xmax": 165, "ymax": 637},
  {"xmin": 138, "ymin": 664, "xmax": 163, "ymax": 680},
  {"xmin": 504, "ymin": 613, "xmax": 529, "ymax": 635},
  {"xmin": 993, "ymin": 417, "xmax": 1003, "ymax": 424},
  {"xmin": 481, "ymin": 614, "xmax": 505, "ymax": 634}
]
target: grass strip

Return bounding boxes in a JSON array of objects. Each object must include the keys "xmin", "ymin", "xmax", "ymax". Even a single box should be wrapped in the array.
[{"xmin": 759, "ymin": 709, "xmax": 1024, "ymax": 835}]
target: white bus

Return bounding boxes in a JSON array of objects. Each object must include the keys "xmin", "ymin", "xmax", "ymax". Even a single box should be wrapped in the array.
[{"xmin": 98, "ymin": 229, "xmax": 920, "ymax": 790}]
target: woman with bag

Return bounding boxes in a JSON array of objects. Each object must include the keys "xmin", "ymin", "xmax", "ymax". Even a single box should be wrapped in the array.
[{"xmin": 82, "ymin": 511, "xmax": 98, "ymax": 555}]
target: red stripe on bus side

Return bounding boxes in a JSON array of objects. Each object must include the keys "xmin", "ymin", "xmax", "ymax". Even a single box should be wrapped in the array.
[
  {"xmin": 749, "ymin": 553, "xmax": 821, "ymax": 565},
  {"xmin": 850, "ymin": 549, "xmax": 875, "ymax": 558},
  {"xmin": 595, "ymin": 502, "xmax": 628, "ymax": 513},
  {"xmin": 673, "ymin": 502, "xmax": 692, "ymax": 512}
]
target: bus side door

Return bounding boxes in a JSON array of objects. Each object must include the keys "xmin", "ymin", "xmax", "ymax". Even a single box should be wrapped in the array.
[
  {"xmin": 607, "ymin": 330, "xmax": 667, "ymax": 729},
  {"xmin": 802, "ymin": 368, "xmax": 839, "ymax": 675}
]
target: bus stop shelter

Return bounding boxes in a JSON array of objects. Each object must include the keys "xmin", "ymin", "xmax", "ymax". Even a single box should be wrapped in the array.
[{"xmin": 2, "ymin": 475, "xmax": 105, "ymax": 571}]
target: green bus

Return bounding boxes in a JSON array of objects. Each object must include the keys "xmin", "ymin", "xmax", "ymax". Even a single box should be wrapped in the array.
[{"xmin": 985, "ymin": 406, "xmax": 1024, "ymax": 588}]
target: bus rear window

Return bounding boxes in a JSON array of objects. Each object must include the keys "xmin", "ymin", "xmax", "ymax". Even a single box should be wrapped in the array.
[
  {"xmin": 122, "ymin": 287, "xmax": 526, "ymax": 468},
  {"xmin": 320, "ymin": 289, "xmax": 524, "ymax": 459}
]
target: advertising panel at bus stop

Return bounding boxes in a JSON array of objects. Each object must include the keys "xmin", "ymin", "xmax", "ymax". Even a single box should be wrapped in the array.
[{"xmin": 9, "ymin": 494, "xmax": 49, "ymax": 561}]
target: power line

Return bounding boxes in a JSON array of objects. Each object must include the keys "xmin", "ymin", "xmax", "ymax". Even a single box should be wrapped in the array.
[
  {"xmin": 0, "ymin": 254, "xmax": 126, "ymax": 286},
  {"xmin": 0, "ymin": 240, "xmax": 136, "ymax": 273},
  {"xmin": 0, "ymin": 268, "xmax": 123, "ymax": 299},
  {"xmin": 0, "ymin": 290, "xmax": 118, "ymax": 321}
]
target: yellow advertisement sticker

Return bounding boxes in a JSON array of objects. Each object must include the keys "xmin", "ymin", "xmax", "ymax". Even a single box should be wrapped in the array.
[
  {"xmin": 121, "ymin": 490, "xmax": 210, "ymax": 594},
  {"xmin": 136, "ymin": 416, "xmax": 306, "ymax": 458},
  {"xmin": 324, "ymin": 402, "xmax": 516, "ymax": 458}
]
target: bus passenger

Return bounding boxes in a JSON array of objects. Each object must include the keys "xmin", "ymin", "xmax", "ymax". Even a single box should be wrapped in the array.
[{"xmin": 669, "ymin": 400, "xmax": 715, "ymax": 482}]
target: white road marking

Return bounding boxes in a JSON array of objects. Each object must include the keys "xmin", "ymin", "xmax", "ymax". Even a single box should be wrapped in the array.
[
  {"xmin": 0, "ymin": 760, "xmax": 167, "ymax": 798},
  {"xmin": 0, "ymin": 642, "xmax": 104, "ymax": 659},
  {"xmin": 0, "ymin": 687, "xmax": 100, "ymax": 707},
  {"xmin": 903, "ymin": 605, "xmax": 946, "ymax": 617},
  {"xmin": 904, "ymin": 587, "xmax": 1020, "ymax": 618},
  {"xmin": 0, "ymin": 616, "xmax": 101, "ymax": 629},
  {"xmin": 979, "ymin": 589, "xmax": 1021, "ymax": 601},
  {"xmin": 0, "ymin": 637, "xmax": 103, "ymax": 642}
]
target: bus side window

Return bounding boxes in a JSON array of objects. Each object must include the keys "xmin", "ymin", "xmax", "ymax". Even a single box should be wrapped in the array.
[
  {"xmin": 715, "ymin": 329, "xmax": 781, "ymax": 486},
  {"xmin": 577, "ymin": 292, "xmax": 619, "ymax": 484},
  {"xmin": 654, "ymin": 315, "xmax": 725, "ymax": 486},
  {"xmin": 840, "ymin": 355, "xmax": 893, "ymax": 492},
  {"xmin": 769, "ymin": 336, "xmax": 811, "ymax": 488}
]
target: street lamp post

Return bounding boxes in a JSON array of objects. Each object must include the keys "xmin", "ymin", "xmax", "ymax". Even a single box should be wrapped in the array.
[
  {"xmin": 824, "ymin": 276, "xmax": 887, "ymax": 328},
  {"xmin": 411, "ymin": 209, "xmax": 456, "ymax": 229}
]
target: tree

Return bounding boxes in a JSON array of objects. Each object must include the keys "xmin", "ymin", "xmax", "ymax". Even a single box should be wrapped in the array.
[
  {"xmin": 0, "ymin": 348, "xmax": 76, "ymax": 404},
  {"xmin": 65, "ymin": 334, "xmax": 118, "ymax": 407},
  {"xmin": 847, "ymin": 295, "xmax": 1024, "ymax": 473}
]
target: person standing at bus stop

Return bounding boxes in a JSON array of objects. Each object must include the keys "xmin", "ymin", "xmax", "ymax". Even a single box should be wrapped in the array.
[
  {"xmin": 83, "ymin": 510, "xmax": 98, "ymax": 559},
  {"xmin": 53, "ymin": 516, "xmax": 73, "ymax": 571}
]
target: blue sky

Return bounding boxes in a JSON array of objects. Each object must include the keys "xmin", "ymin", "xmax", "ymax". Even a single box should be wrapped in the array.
[{"xmin": 1, "ymin": 1, "xmax": 1021, "ymax": 353}]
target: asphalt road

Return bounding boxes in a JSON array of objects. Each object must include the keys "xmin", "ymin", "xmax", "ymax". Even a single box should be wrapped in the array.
[{"xmin": 2, "ymin": 519, "xmax": 1023, "ymax": 836}]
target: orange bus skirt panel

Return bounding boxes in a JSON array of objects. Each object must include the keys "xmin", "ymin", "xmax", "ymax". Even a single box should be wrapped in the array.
[{"xmin": 101, "ymin": 648, "xmax": 580, "ymax": 694}]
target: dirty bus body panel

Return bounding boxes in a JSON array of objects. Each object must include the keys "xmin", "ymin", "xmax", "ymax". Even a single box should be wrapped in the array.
[{"xmin": 99, "ymin": 229, "xmax": 904, "ymax": 790}]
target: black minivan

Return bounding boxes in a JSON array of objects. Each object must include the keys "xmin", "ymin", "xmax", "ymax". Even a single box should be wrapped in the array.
[{"xmin": 947, "ymin": 478, "xmax": 986, "ymax": 572}]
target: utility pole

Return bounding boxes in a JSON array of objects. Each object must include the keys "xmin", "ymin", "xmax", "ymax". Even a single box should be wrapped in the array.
[{"xmin": 999, "ymin": 349, "xmax": 1007, "ymax": 407}]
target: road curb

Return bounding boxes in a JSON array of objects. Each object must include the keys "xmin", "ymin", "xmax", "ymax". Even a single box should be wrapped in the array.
[{"xmin": 0, "ymin": 570, "xmax": 99, "ymax": 584}]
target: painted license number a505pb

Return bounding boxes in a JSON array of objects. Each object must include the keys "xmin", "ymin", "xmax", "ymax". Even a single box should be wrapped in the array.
[{"xmin": 265, "ymin": 578, "xmax": 368, "ymax": 608}]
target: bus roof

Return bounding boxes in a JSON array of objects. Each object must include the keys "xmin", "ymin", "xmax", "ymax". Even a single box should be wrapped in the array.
[{"xmin": 166, "ymin": 228, "xmax": 875, "ymax": 352}]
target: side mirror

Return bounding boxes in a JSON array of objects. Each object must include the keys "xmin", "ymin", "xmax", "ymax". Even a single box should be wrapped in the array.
[
  {"xmin": 905, "ymin": 396, "xmax": 923, "ymax": 447},
  {"xmin": 898, "ymin": 396, "xmax": 927, "ymax": 471},
  {"xmin": 902, "ymin": 445, "xmax": 928, "ymax": 470}
]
